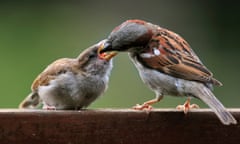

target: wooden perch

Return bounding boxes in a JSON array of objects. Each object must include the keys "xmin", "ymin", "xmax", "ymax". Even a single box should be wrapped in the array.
[{"xmin": 0, "ymin": 109, "xmax": 239, "ymax": 144}]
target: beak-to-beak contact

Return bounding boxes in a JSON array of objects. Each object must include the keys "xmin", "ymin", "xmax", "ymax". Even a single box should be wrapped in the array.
[{"xmin": 98, "ymin": 41, "xmax": 117, "ymax": 61}]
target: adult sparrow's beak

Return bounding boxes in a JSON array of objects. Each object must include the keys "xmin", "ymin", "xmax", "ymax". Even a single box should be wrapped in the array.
[
  {"xmin": 99, "ymin": 40, "xmax": 115, "ymax": 53},
  {"xmin": 98, "ymin": 41, "xmax": 117, "ymax": 61}
]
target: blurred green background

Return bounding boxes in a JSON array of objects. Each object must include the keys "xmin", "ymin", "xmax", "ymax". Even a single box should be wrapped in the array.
[{"xmin": 0, "ymin": 1, "xmax": 239, "ymax": 109}]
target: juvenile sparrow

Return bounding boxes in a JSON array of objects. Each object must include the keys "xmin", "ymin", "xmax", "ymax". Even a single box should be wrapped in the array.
[
  {"xmin": 19, "ymin": 40, "xmax": 117, "ymax": 110},
  {"xmin": 100, "ymin": 19, "xmax": 237, "ymax": 125}
]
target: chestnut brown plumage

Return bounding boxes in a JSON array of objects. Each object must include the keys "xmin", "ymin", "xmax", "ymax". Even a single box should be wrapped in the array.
[{"xmin": 100, "ymin": 19, "xmax": 237, "ymax": 125}]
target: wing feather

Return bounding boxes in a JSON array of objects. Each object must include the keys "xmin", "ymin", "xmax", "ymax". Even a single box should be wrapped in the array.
[
  {"xmin": 137, "ymin": 28, "xmax": 222, "ymax": 86},
  {"xmin": 31, "ymin": 58, "xmax": 78, "ymax": 91}
]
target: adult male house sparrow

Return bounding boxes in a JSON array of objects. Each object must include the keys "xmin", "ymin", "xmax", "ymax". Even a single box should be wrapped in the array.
[
  {"xmin": 19, "ymin": 40, "xmax": 117, "ymax": 110},
  {"xmin": 100, "ymin": 19, "xmax": 237, "ymax": 125}
]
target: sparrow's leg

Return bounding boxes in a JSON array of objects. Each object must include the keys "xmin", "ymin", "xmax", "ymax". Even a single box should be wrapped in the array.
[
  {"xmin": 176, "ymin": 97, "xmax": 199, "ymax": 114},
  {"xmin": 133, "ymin": 95, "xmax": 163, "ymax": 111},
  {"xmin": 42, "ymin": 103, "xmax": 56, "ymax": 110}
]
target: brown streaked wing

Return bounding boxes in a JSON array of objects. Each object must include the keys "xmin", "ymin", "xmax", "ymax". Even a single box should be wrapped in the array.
[
  {"xmin": 138, "ymin": 28, "xmax": 220, "ymax": 85},
  {"xmin": 31, "ymin": 58, "xmax": 77, "ymax": 91}
]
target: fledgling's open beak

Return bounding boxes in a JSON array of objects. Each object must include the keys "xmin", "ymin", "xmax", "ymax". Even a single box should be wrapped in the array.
[{"xmin": 98, "ymin": 40, "xmax": 117, "ymax": 61}]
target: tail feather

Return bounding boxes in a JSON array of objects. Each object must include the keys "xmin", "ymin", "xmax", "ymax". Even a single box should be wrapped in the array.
[
  {"xmin": 193, "ymin": 85, "xmax": 237, "ymax": 125},
  {"xmin": 211, "ymin": 78, "xmax": 223, "ymax": 87},
  {"xmin": 19, "ymin": 92, "xmax": 41, "ymax": 109}
]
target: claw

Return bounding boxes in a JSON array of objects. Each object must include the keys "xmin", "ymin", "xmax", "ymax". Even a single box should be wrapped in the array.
[
  {"xmin": 176, "ymin": 98, "xmax": 199, "ymax": 114},
  {"xmin": 132, "ymin": 96, "xmax": 163, "ymax": 111},
  {"xmin": 43, "ymin": 105, "xmax": 56, "ymax": 110},
  {"xmin": 133, "ymin": 103, "xmax": 153, "ymax": 111}
]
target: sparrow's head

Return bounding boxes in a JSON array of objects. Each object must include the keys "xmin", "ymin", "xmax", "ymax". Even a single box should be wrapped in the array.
[
  {"xmin": 100, "ymin": 19, "xmax": 154, "ymax": 53},
  {"xmin": 77, "ymin": 40, "xmax": 117, "ymax": 75}
]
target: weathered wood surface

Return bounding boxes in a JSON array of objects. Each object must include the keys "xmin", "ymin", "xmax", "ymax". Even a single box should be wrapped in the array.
[{"xmin": 0, "ymin": 109, "xmax": 239, "ymax": 144}]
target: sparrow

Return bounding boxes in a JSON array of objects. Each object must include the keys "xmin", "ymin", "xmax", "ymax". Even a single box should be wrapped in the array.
[
  {"xmin": 100, "ymin": 19, "xmax": 237, "ymax": 125},
  {"xmin": 19, "ymin": 40, "xmax": 117, "ymax": 110}
]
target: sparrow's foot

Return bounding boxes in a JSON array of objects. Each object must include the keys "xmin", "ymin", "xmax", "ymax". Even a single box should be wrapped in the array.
[
  {"xmin": 132, "ymin": 96, "xmax": 163, "ymax": 111},
  {"xmin": 43, "ymin": 105, "xmax": 56, "ymax": 110},
  {"xmin": 176, "ymin": 98, "xmax": 199, "ymax": 114},
  {"xmin": 133, "ymin": 103, "xmax": 153, "ymax": 111}
]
